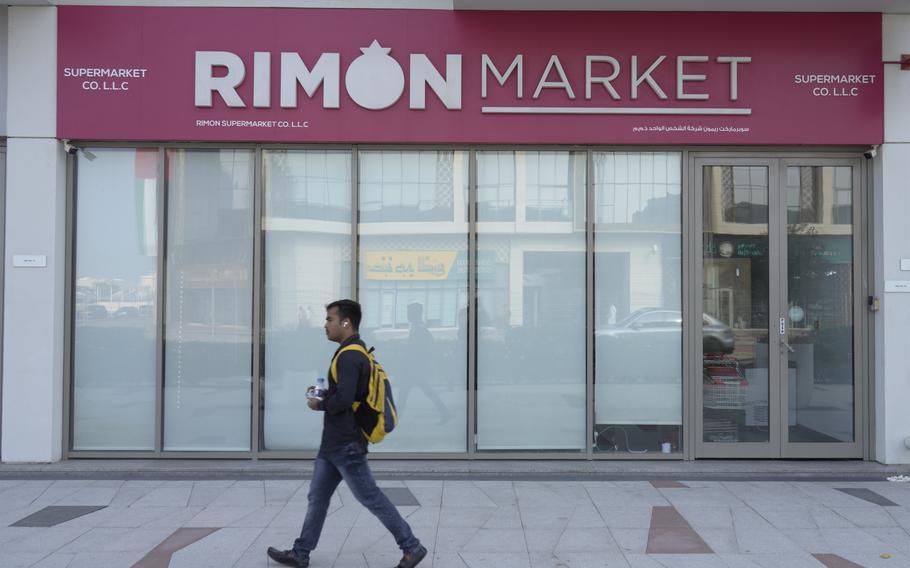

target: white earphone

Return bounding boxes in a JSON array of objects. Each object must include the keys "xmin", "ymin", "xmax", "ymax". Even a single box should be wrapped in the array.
[{"xmin": 342, "ymin": 322, "xmax": 347, "ymax": 327}]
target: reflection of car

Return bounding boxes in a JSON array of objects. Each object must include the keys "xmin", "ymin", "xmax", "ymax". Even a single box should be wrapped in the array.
[
  {"xmin": 596, "ymin": 309, "xmax": 734, "ymax": 354},
  {"xmin": 114, "ymin": 306, "xmax": 139, "ymax": 318},
  {"xmin": 82, "ymin": 304, "xmax": 108, "ymax": 319}
]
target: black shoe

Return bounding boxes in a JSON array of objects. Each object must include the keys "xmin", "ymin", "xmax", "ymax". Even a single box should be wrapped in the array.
[
  {"xmin": 267, "ymin": 547, "xmax": 309, "ymax": 567},
  {"xmin": 397, "ymin": 544, "xmax": 427, "ymax": 568}
]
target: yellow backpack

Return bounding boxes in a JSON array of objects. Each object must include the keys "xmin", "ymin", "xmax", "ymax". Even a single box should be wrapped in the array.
[{"xmin": 329, "ymin": 344, "xmax": 397, "ymax": 444}]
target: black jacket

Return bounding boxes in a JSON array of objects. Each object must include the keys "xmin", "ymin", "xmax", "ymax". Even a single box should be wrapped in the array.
[{"xmin": 317, "ymin": 334, "xmax": 369, "ymax": 452}]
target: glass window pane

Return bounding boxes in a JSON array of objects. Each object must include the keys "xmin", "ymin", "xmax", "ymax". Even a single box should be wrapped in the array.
[
  {"xmin": 73, "ymin": 148, "xmax": 158, "ymax": 450},
  {"xmin": 359, "ymin": 150, "xmax": 468, "ymax": 452},
  {"xmin": 703, "ymin": 165, "xmax": 770, "ymax": 444},
  {"xmin": 163, "ymin": 149, "xmax": 254, "ymax": 451},
  {"xmin": 358, "ymin": 151, "xmax": 461, "ymax": 223},
  {"xmin": 593, "ymin": 152, "xmax": 682, "ymax": 454},
  {"xmin": 786, "ymin": 166, "xmax": 854, "ymax": 443},
  {"xmin": 263, "ymin": 150, "xmax": 352, "ymax": 450},
  {"xmin": 477, "ymin": 151, "xmax": 586, "ymax": 451}
]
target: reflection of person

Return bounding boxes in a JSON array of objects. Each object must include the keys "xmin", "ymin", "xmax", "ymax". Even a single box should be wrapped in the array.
[
  {"xmin": 268, "ymin": 299, "xmax": 426, "ymax": 568},
  {"xmin": 398, "ymin": 302, "xmax": 451, "ymax": 425}
]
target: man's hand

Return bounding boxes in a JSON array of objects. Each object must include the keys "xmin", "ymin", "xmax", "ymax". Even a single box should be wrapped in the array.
[{"xmin": 307, "ymin": 397, "xmax": 320, "ymax": 410}]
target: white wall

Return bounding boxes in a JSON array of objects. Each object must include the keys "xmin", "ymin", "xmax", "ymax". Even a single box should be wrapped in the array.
[
  {"xmin": 1, "ymin": 7, "xmax": 65, "ymax": 463},
  {"xmin": 877, "ymin": 15, "xmax": 910, "ymax": 464}
]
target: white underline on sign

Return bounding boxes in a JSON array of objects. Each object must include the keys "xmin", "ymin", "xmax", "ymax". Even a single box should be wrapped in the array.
[{"xmin": 480, "ymin": 106, "xmax": 752, "ymax": 115}]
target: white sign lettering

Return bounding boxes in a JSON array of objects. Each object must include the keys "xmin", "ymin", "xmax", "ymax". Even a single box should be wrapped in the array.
[{"xmin": 193, "ymin": 41, "xmax": 755, "ymax": 111}]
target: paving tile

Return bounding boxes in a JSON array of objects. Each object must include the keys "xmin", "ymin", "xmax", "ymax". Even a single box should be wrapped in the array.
[
  {"xmin": 566, "ymin": 504, "xmax": 607, "ymax": 528},
  {"xmin": 472, "ymin": 481, "xmax": 517, "ymax": 506},
  {"xmin": 207, "ymin": 481, "xmax": 265, "ymax": 508},
  {"xmin": 263, "ymin": 480, "xmax": 305, "ymax": 506},
  {"xmin": 404, "ymin": 480, "xmax": 444, "ymax": 508},
  {"xmin": 340, "ymin": 524, "xmax": 393, "ymax": 554},
  {"xmin": 380, "ymin": 487, "xmax": 420, "ymax": 507},
  {"xmin": 517, "ymin": 482, "xmax": 593, "ymax": 506},
  {"xmin": 673, "ymin": 506, "xmax": 734, "ymax": 529},
  {"xmin": 646, "ymin": 526, "xmax": 713, "ymax": 554},
  {"xmin": 736, "ymin": 552, "xmax": 831, "ymax": 568},
  {"xmin": 431, "ymin": 552, "xmax": 471, "ymax": 568},
  {"xmin": 623, "ymin": 554, "xmax": 667, "ymax": 568},
  {"xmin": 131, "ymin": 527, "xmax": 220, "ymax": 568},
  {"xmin": 754, "ymin": 508, "xmax": 818, "ymax": 529},
  {"xmin": 461, "ymin": 528, "xmax": 527, "ymax": 552},
  {"xmin": 30, "ymin": 553, "xmax": 76, "ymax": 568},
  {"xmin": 830, "ymin": 506, "xmax": 899, "ymax": 528},
  {"xmin": 835, "ymin": 488, "xmax": 899, "ymax": 507},
  {"xmin": 227, "ymin": 505, "xmax": 283, "ymax": 528},
  {"xmin": 168, "ymin": 527, "xmax": 261, "ymax": 568},
  {"xmin": 810, "ymin": 507, "xmax": 857, "ymax": 529},
  {"xmin": 553, "ymin": 527, "xmax": 620, "ymax": 553},
  {"xmin": 645, "ymin": 554, "xmax": 727, "ymax": 567},
  {"xmin": 109, "ymin": 482, "xmax": 166, "ymax": 508},
  {"xmin": 609, "ymin": 528, "xmax": 649, "ymax": 554},
  {"xmin": 363, "ymin": 549, "xmax": 405, "ymax": 568},
  {"xmin": 53, "ymin": 487, "xmax": 120, "ymax": 507},
  {"xmin": 784, "ymin": 528, "xmax": 831, "ymax": 552},
  {"xmin": 435, "ymin": 527, "xmax": 480, "ymax": 552},
  {"xmin": 442, "ymin": 482, "xmax": 498, "ymax": 508},
  {"xmin": 143, "ymin": 506, "xmax": 206, "ymax": 528},
  {"xmin": 595, "ymin": 506, "xmax": 654, "ymax": 529},
  {"xmin": 438, "ymin": 507, "xmax": 498, "ymax": 528},
  {"xmin": 865, "ymin": 526, "xmax": 910, "ymax": 552},
  {"xmin": 132, "ymin": 484, "xmax": 193, "ymax": 508},
  {"xmin": 332, "ymin": 552, "xmax": 370, "ymax": 567},
  {"xmin": 95, "ymin": 506, "xmax": 190, "ymax": 528},
  {"xmin": 10, "ymin": 505, "xmax": 106, "ymax": 527},
  {"xmin": 812, "ymin": 553, "xmax": 865, "ymax": 568},
  {"xmin": 646, "ymin": 506, "xmax": 712, "ymax": 554},
  {"xmin": 58, "ymin": 527, "xmax": 177, "ymax": 553},
  {"xmin": 650, "ymin": 481, "xmax": 688, "ymax": 489},
  {"xmin": 184, "ymin": 506, "xmax": 261, "ymax": 527},
  {"xmin": 522, "ymin": 527, "xmax": 563, "ymax": 553},
  {"xmin": 518, "ymin": 506, "xmax": 574, "ymax": 529},
  {"xmin": 530, "ymin": 552, "xmax": 631, "ymax": 568},
  {"xmin": 693, "ymin": 527, "xmax": 739, "ymax": 553},
  {"xmin": 459, "ymin": 552, "xmax": 531, "ymax": 568},
  {"xmin": 1, "ymin": 524, "xmax": 92, "ymax": 553},
  {"xmin": 0, "ymin": 552, "xmax": 47, "ymax": 567}
]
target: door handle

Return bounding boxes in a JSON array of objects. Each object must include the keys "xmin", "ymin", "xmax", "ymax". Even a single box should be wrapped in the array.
[{"xmin": 782, "ymin": 340, "xmax": 795, "ymax": 353}]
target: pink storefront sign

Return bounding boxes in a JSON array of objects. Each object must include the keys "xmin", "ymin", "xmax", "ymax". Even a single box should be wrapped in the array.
[{"xmin": 57, "ymin": 7, "xmax": 884, "ymax": 144}]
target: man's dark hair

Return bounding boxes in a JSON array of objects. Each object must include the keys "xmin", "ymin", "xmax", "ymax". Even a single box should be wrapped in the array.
[{"xmin": 326, "ymin": 299, "xmax": 362, "ymax": 330}]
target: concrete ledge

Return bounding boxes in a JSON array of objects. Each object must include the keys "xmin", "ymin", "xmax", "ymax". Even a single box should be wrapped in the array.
[{"xmin": 1, "ymin": 459, "xmax": 909, "ymax": 481}]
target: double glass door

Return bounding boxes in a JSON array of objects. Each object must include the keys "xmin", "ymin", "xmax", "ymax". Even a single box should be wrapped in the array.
[{"xmin": 695, "ymin": 157, "xmax": 863, "ymax": 458}]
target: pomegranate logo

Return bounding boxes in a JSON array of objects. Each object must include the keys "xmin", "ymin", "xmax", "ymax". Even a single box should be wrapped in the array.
[{"xmin": 345, "ymin": 41, "xmax": 405, "ymax": 110}]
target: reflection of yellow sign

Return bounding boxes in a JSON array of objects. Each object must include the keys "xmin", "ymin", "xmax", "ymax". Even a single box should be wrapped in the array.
[{"xmin": 364, "ymin": 251, "xmax": 457, "ymax": 280}]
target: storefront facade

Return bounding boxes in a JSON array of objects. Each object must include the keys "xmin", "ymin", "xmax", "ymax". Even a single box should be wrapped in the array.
[{"xmin": 4, "ymin": 2, "xmax": 909, "ymax": 463}]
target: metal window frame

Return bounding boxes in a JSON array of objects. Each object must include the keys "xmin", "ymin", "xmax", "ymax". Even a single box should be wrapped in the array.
[
  {"xmin": 0, "ymin": 146, "xmax": 5, "ymax": 457},
  {"xmin": 62, "ymin": 142, "xmax": 871, "ymax": 462}
]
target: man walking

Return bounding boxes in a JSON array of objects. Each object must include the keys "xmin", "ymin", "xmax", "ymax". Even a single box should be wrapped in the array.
[{"xmin": 268, "ymin": 299, "xmax": 427, "ymax": 568}]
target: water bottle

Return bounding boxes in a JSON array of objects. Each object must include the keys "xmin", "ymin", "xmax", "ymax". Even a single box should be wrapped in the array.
[{"xmin": 313, "ymin": 377, "xmax": 326, "ymax": 400}]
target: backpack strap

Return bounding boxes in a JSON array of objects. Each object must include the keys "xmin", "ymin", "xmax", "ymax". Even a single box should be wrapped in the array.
[{"xmin": 329, "ymin": 344, "xmax": 371, "ymax": 384}]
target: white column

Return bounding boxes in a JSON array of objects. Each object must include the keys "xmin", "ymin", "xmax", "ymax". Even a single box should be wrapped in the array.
[
  {"xmin": 877, "ymin": 15, "xmax": 910, "ymax": 464},
  {"xmin": 1, "ymin": 7, "xmax": 65, "ymax": 463}
]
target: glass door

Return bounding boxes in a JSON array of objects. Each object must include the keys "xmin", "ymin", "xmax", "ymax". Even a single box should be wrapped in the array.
[
  {"xmin": 779, "ymin": 159, "xmax": 863, "ymax": 458},
  {"xmin": 697, "ymin": 159, "xmax": 781, "ymax": 458},
  {"xmin": 695, "ymin": 157, "xmax": 863, "ymax": 459}
]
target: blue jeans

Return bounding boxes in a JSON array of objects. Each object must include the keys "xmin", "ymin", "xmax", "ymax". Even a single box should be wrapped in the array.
[{"xmin": 293, "ymin": 441, "xmax": 420, "ymax": 559}]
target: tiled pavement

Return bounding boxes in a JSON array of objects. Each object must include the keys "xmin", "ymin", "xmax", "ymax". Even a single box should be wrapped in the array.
[{"xmin": 3, "ymin": 478, "xmax": 910, "ymax": 567}]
